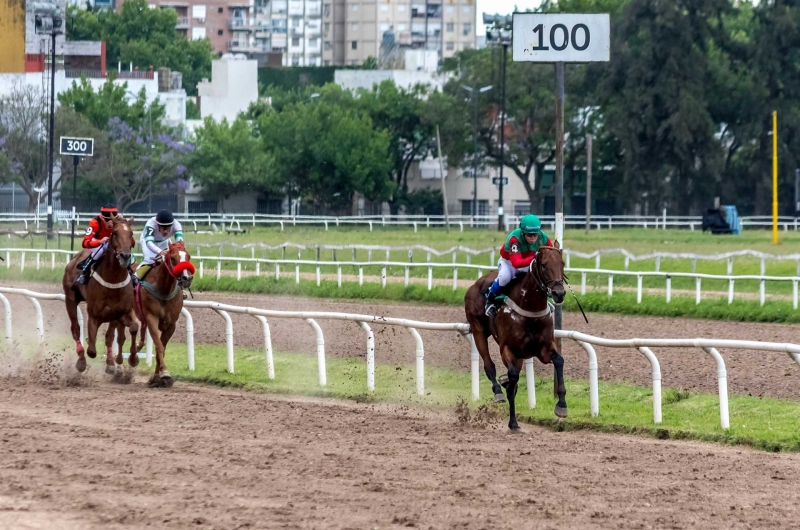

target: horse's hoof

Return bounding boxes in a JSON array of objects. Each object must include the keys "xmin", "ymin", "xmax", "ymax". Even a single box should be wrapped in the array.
[
  {"xmin": 554, "ymin": 405, "xmax": 568, "ymax": 418},
  {"xmin": 75, "ymin": 358, "xmax": 87, "ymax": 373},
  {"xmin": 509, "ymin": 424, "xmax": 522, "ymax": 432},
  {"xmin": 86, "ymin": 350, "xmax": 97, "ymax": 359},
  {"xmin": 128, "ymin": 353, "xmax": 139, "ymax": 368},
  {"xmin": 160, "ymin": 371, "xmax": 174, "ymax": 388},
  {"xmin": 104, "ymin": 364, "xmax": 116, "ymax": 375},
  {"xmin": 493, "ymin": 393, "xmax": 507, "ymax": 403},
  {"xmin": 115, "ymin": 353, "xmax": 123, "ymax": 365},
  {"xmin": 147, "ymin": 376, "xmax": 159, "ymax": 388}
]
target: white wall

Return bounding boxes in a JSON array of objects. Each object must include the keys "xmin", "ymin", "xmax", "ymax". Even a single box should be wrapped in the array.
[
  {"xmin": 334, "ymin": 69, "xmax": 445, "ymax": 93},
  {"xmin": 196, "ymin": 56, "xmax": 258, "ymax": 122}
]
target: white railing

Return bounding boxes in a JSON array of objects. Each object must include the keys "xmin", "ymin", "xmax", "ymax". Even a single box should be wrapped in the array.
[
  {"xmin": 1, "ymin": 212, "xmax": 799, "ymax": 232},
  {"xmin": 3, "ymin": 288, "xmax": 800, "ymax": 430},
  {"xmin": 3, "ymin": 248, "xmax": 800, "ymax": 306}
]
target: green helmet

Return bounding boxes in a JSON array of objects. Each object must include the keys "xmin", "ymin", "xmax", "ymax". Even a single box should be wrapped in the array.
[{"xmin": 519, "ymin": 214, "xmax": 542, "ymax": 235}]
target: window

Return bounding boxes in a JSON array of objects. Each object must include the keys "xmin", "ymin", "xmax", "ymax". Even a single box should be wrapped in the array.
[
  {"xmin": 463, "ymin": 5, "xmax": 470, "ymax": 12},
  {"xmin": 462, "ymin": 200, "xmax": 489, "ymax": 217},
  {"xmin": 292, "ymin": 57, "xmax": 300, "ymax": 66},
  {"xmin": 351, "ymin": 22, "xmax": 359, "ymax": 31},
  {"xmin": 514, "ymin": 201, "xmax": 531, "ymax": 217},
  {"xmin": 292, "ymin": 37, "xmax": 300, "ymax": 46},
  {"xmin": 217, "ymin": 29, "xmax": 223, "ymax": 35},
  {"xmin": 324, "ymin": 60, "xmax": 330, "ymax": 65},
  {"xmin": 397, "ymin": 23, "xmax": 406, "ymax": 31},
  {"xmin": 324, "ymin": 22, "xmax": 330, "ymax": 32},
  {"xmin": 380, "ymin": 4, "xmax": 388, "ymax": 10},
  {"xmin": 398, "ymin": 4, "xmax": 405, "ymax": 10},
  {"xmin": 446, "ymin": 5, "xmax": 453, "ymax": 12},
  {"xmin": 379, "ymin": 22, "xmax": 389, "ymax": 32},
  {"xmin": 351, "ymin": 40, "xmax": 358, "ymax": 49},
  {"xmin": 192, "ymin": 27, "xmax": 206, "ymax": 39},
  {"xmin": 192, "ymin": 5, "xmax": 206, "ymax": 18},
  {"xmin": 324, "ymin": 3, "xmax": 330, "ymax": 16},
  {"xmin": 324, "ymin": 40, "xmax": 331, "ymax": 50},
  {"xmin": 309, "ymin": 37, "xmax": 318, "ymax": 46},
  {"xmin": 217, "ymin": 7, "xmax": 223, "ymax": 13},
  {"xmin": 292, "ymin": 17, "xmax": 300, "ymax": 27},
  {"xmin": 352, "ymin": 4, "xmax": 358, "ymax": 10},
  {"xmin": 446, "ymin": 22, "xmax": 453, "ymax": 32},
  {"xmin": 463, "ymin": 22, "xmax": 471, "ymax": 35},
  {"xmin": 462, "ymin": 43, "xmax": 471, "ymax": 49},
  {"xmin": 445, "ymin": 41, "xmax": 454, "ymax": 50}
]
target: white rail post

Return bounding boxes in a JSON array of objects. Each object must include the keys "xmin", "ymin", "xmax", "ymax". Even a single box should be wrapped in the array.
[
  {"xmin": 524, "ymin": 358, "xmax": 536, "ymax": 409},
  {"xmin": 760, "ymin": 280, "xmax": 766, "ymax": 306},
  {"xmin": 654, "ymin": 256, "xmax": 660, "ymax": 272},
  {"xmin": 237, "ymin": 261, "xmax": 241, "ymax": 280},
  {"xmin": 595, "ymin": 254, "xmax": 600, "ymax": 270},
  {"xmin": 316, "ymin": 265, "xmax": 321, "ymax": 286},
  {"xmin": 255, "ymin": 315, "xmax": 274, "ymax": 379},
  {"xmin": 794, "ymin": 279, "xmax": 798, "ymax": 310},
  {"xmin": 275, "ymin": 263, "xmax": 280, "ymax": 280},
  {"xmin": 25, "ymin": 296, "xmax": 44, "ymax": 344},
  {"xmin": 408, "ymin": 327, "xmax": 424, "ymax": 395},
  {"xmin": 576, "ymin": 341, "xmax": 599, "ymax": 417},
  {"xmin": 467, "ymin": 333, "xmax": 479, "ymax": 401},
  {"xmin": 216, "ymin": 260, "xmax": 221, "ymax": 280},
  {"xmin": 35, "ymin": 252, "xmax": 40, "ymax": 270},
  {"xmin": 20, "ymin": 251, "xmax": 24, "ymax": 273},
  {"xmin": 727, "ymin": 257, "xmax": 733, "ymax": 275},
  {"xmin": 703, "ymin": 347, "xmax": 730, "ymax": 430},
  {"xmin": 381, "ymin": 267, "xmax": 386, "ymax": 288},
  {"xmin": 213, "ymin": 309, "xmax": 234, "ymax": 373},
  {"xmin": 608, "ymin": 274, "xmax": 613, "ymax": 297},
  {"xmin": 359, "ymin": 267, "xmax": 363, "ymax": 286},
  {"xmin": 427, "ymin": 266, "xmax": 433, "ymax": 291},
  {"xmin": 181, "ymin": 308, "xmax": 195, "ymax": 371},
  {"xmin": 358, "ymin": 322, "xmax": 375, "ymax": 392},
  {"xmin": 728, "ymin": 279, "xmax": 734, "ymax": 305},
  {"xmin": 452, "ymin": 266, "xmax": 458, "ymax": 291},
  {"xmin": 581, "ymin": 272, "xmax": 586, "ymax": 295},
  {"xmin": 0, "ymin": 294, "xmax": 11, "ymax": 344},
  {"xmin": 637, "ymin": 347, "xmax": 662, "ymax": 424},
  {"xmin": 306, "ymin": 318, "xmax": 326, "ymax": 386},
  {"xmin": 665, "ymin": 275, "xmax": 671, "ymax": 303},
  {"xmin": 337, "ymin": 266, "xmax": 342, "ymax": 288},
  {"xmin": 636, "ymin": 275, "xmax": 642, "ymax": 304},
  {"xmin": 256, "ymin": 260, "xmax": 260, "ymax": 276},
  {"xmin": 695, "ymin": 277, "xmax": 702, "ymax": 305},
  {"xmin": 404, "ymin": 266, "xmax": 409, "ymax": 287},
  {"xmin": 199, "ymin": 261, "xmax": 204, "ymax": 278}
]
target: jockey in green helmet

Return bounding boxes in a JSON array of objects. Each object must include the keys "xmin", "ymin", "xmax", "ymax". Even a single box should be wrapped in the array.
[{"xmin": 485, "ymin": 214, "xmax": 553, "ymax": 318}]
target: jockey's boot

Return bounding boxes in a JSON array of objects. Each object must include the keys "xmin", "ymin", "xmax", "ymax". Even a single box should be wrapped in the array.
[
  {"xmin": 484, "ymin": 279, "xmax": 503, "ymax": 318},
  {"xmin": 75, "ymin": 258, "xmax": 96, "ymax": 285},
  {"xmin": 128, "ymin": 266, "xmax": 138, "ymax": 286}
]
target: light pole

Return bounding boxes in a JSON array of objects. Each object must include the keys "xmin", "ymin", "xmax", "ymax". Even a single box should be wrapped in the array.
[
  {"xmin": 483, "ymin": 14, "xmax": 513, "ymax": 231},
  {"xmin": 461, "ymin": 84, "xmax": 492, "ymax": 222},
  {"xmin": 34, "ymin": 3, "xmax": 64, "ymax": 239}
]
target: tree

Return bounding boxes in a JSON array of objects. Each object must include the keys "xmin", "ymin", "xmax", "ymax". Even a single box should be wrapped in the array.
[
  {"xmin": 0, "ymin": 83, "xmax": 49, "ymax": 212},
  {"xmin": 66, "ymin": 0, "xmax": 214, "ymax": 95},
  {"xmin": 190, "ymin": 117, "xmax": 273, "ymax": 201},
  {"xmin": 58, "ymin": 77, "xmax": 164, "ymax": 131}
]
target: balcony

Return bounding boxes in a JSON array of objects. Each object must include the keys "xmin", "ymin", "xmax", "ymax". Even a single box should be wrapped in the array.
[
  {"xmin": 176, "ymin": 16, "xmax": 189, "ymax": 28},
  {"xmin": 229, "ymin": 18, "xmax": 253, "ymax": 29},
  {"xmin": 228, "ymin": 40, "xmax": 262, "ymax": 52}
]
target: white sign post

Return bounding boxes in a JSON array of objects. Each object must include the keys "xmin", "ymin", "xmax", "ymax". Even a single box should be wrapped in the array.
[{"xmin": 512, "ymin": 12, "xmax": 610, "ymax": 343}]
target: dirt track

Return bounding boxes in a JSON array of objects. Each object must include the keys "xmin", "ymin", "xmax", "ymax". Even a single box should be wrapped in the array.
[
  {"xmin": 1, "ymin": 377, "xmax": 800, "ymax": 530},
  {"xmin": 11, "ymin": 281, "xmax": 800, "ymax": 400}
]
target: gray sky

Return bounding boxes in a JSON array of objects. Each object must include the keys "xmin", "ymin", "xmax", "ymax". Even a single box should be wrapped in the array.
[{"xmin": 475, "ymin": 0, "xmax": 543, "ymax": 35}]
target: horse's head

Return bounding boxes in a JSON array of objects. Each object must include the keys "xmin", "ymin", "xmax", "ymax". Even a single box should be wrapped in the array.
[
  {"xmin": 165, "ymin": 242, "xmax": 195, "ymax": 290},
  {"xmin": 531, "ymin": 240, "xmax": 565, "ymax": 304},
  {"xmin": 110, "ymin": 216, "xmax": 135, "ymax": 268}
]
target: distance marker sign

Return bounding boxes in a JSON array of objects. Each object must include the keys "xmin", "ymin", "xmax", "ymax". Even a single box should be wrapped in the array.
[
  {"xmin": 59, "ymin": 137, "xmax": 94, "ymax": 157},
  {"xmin": 512, "ymin": 13, "xmax": 610, "ymax": 63}
]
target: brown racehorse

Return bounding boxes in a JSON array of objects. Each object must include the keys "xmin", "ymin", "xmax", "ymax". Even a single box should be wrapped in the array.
[
  {"xmin": 464, "ymin": 243, "xmax": 567, "ymax": 431},
  {"xmin": 62, "ymin": 216, "xmax": 141, "ymax": 373},
  {"xmin": 134, "ymin": 242, "xmax": 194, "ymax": 387}
]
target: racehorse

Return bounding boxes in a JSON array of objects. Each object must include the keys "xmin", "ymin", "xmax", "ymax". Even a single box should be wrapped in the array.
[
  {"xmin": 62, "ymin": 216, "xmax": 141, "ymax": 373},
  {"xmin": 134, "ymin": 242, "xmax": 194, "ymax": 387},
  {"xmin": 464, "ymin": 242, "xmax": 567, "ymax": 431}
]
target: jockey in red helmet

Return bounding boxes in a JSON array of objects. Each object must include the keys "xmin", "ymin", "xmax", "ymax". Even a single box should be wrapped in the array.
[{"xmin": 75, "ymin": 204, "xmax": 135, "ymax": 285}]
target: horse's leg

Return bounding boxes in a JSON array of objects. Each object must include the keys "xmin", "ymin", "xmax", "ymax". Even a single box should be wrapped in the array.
[
  {"xmin": 121, "ymin": 311, "xmax": 140, "ymax": 367},
  {"xmin": 65, "ymin": 298, "xmax": 86, "ymax": 372},
  {"xmin": 145, "ymin": 313, "xmax": 172, "ymax": 388},
  {"xmin": 552, "ymin": 345, "xmax": 568, "ymax": 418},
  {"xmin": 114, "ymin": 322, "xmax": 125, "ymax": 365},
  {"xmin": 474, "ymin": 329, "xmax": 504, "ymax": 402},
  {"xmin": 103, "ymin": 324, "xmax": 116, "ymax": 374},
  {"xmin": 502, "ymin": 348, "xmax": 524, "ymax": 431},
  {"xmin": 85, "ymin": 315, "xmax": 99, "ymax": 360}
]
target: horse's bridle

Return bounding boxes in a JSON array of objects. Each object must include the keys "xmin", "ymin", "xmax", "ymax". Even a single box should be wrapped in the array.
[
  {"xmin": 529, "ymin": 246, "xmax": 564, "ymax": 298},
  {"xmin": 109, "ymin": 221, "xmax": 134, "ymax": 268},
  {"xmin": 162, "ymin": 244, "xmax": 194, "ymax": 289}
]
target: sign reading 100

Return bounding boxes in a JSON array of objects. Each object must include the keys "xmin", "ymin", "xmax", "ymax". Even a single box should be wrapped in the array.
[{"xmin": 512, "ymin": 14, "xmax": 611, "ymax": 63}]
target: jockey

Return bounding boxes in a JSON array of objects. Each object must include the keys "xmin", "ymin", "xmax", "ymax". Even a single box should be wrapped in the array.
[
  {"xmin": 76, "ymin": 203, "xmax": 128, "ymax": 285},
  {"xmin": 135, "ymin": 209, "xmax": 184, "ymax": 287},
  {"xmin": 485, "ymin": 214, "xmax": 553, "ymax": 318}
]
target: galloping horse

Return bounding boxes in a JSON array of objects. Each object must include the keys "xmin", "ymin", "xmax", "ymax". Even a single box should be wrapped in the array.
[
  {"xmin": 464, "ymin": 242, "xmax": 568, "ymax": 430},
  {"xmin": 134, "ymin": 242, "xmax": 194, "ymax": 387},
  {"xmin": 62, "ymin": 216, "xmax": 141, "ymax": 373}
]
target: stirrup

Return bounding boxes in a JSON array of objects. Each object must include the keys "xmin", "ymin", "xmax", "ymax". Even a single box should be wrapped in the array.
[
  {"xmin": 76, "ymin": 272, "xmax": 90, "ymax": 285},
  {"xmin": 485, "ymin": 301, "xmax": 498, "ymax": 318}
]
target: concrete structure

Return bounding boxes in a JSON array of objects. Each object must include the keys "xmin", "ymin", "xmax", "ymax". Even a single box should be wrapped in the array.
[
  {"xmin": 196, "ymin": 55, "xmax": 258, "ymax": 121},
  {"xmin": 334, "ymin": 67, "xmax": 444, "ymax": 92}
]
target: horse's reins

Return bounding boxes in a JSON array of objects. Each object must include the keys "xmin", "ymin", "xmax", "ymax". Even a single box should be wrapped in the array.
[
  {"xmin": 531, "ymin": 246, "xmax": 589, "ymax": 324},
  {"xmin": 160, "ymin": 244, "xmax": 195, "ymax": 298}
]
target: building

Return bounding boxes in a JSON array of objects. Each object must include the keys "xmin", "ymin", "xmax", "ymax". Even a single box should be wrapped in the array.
[{"xmin": 196, "ymin": 54, "xmax": 259, "ymax": 120}]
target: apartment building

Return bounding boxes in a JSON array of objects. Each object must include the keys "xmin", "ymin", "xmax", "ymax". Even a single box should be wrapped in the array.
[{"xmin": 325, "ymin": 0, "xmax": 476, "ymax": 66}]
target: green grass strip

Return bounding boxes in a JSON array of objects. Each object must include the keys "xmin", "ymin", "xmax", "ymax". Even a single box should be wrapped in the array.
[
  {"xmin": 129, "ymin": 343, "xmax": 800, "ymax": 452},
  {"xmin": 4, "ymin": 268, "xmax": 800, "ymax": 324}
]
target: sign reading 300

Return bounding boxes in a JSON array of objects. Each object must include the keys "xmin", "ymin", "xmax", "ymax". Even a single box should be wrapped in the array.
[
  {"xmin": 512, "ymin": 14, "xmax": 610, "ymax": 63},
  {"xmin": 59, "ymin": 136, "xmax": 94, "ymax": 157}
]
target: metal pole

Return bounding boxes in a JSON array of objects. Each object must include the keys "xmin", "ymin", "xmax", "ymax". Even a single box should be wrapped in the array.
[
  {"xmin": 554, "ymin": 62, "xmax": 565, "ymax": 351},
  {"xmin": 71, "ymin": 156, "xmax": 78, "ymax": 251},
  {"xmin": 497, "ymin": 43, "xmax": 508, "ymax": 231},
  {"xmin": 585, "ymin": 133, "xmax": 592, "ymax": 234},
  {"xmin": 436, "ymin": 125, "xmax": 450, "ymax": 233},
  {"xmin": 46, "ymin": 31, "xmax": 56, "ymax": 239},
  {"xmin": 772, "ymin": 110, "xmax": 778, "ymax": 245},
  {"xmin": 472, "ymin": 88, "xmax": 478, "ymax": 220}
]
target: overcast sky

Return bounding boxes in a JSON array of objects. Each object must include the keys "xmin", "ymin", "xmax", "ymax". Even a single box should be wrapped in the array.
[{"xmin": 475, "ymin": 0, "xmax": 543, "ymax": 35}]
